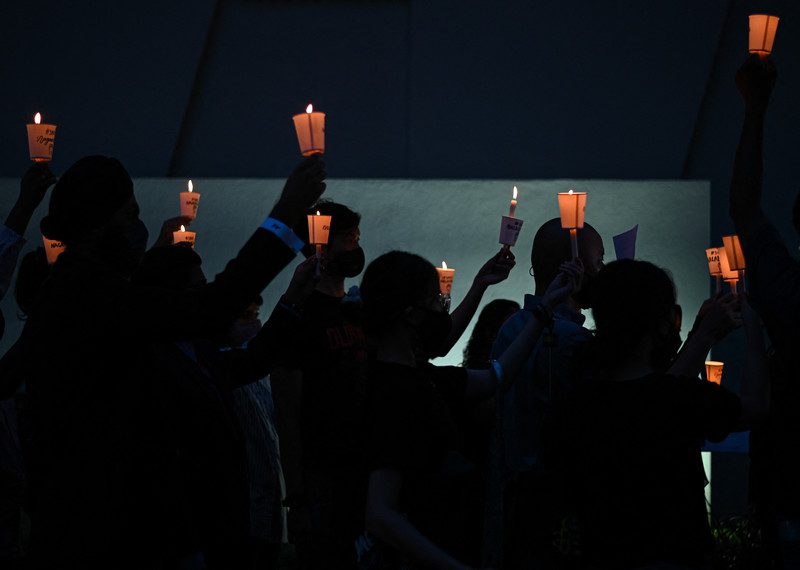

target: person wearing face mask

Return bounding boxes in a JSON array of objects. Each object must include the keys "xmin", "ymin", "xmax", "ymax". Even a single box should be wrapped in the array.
[
  {"xmin": 543, "ymin": 259, "xmax": 768, "ymax": 569},
  {"xmin": 269, "ymin": 200, "xmax": 368, "ymax": 570},
  {"xmin": 0, "ymin": 155, "xmax": 326, "ymax": 569},
  {"xmin": 358, "ymin": 250, "xmax": 581, "ymax": 570},
  {"xmin": 483, "ymin": 217, "xmax": 604, "ymax": 568}
]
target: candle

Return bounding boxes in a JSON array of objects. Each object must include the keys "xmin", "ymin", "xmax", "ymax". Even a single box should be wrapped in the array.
[
  {"xmin": 180, "ymin": 179, "xmax": 200, "ymax": 220},
  {"xmin": 557, "ymin": 189, "xmax": 587, "ymax": 260},
  {"xmin": 718, "ymin": 249, "xmax": 739, "ymax": 294},
  {"xmin": 172, "ymin": 224, "xmax": 196, "ymax": 248},
  {"xmin": 42, "ymin": 236, "xmax": 66, "ymax": 265},
  {"xmin": 509, "ymin": 186, "xmax": 518, "ymax": 218},
  {"xmin": 26, "ymin": 112, "xmax": 57, "ymax": 162},
  {"xmin": 436, "ymin": 261, "xmax": 456, "ymax": 296},
  {"xmin": 705, "ymin": 361, "xmax": 724, "ymax": 385},
  {"xmin": 307, "ymin": 210, "xmax": 332, "ymax": 256},
  {"xmin": 722, "ymin": 235, "xmax": 745, "ymax": 271},
  {"xmin": 292, "ymin": 103, "xmax": 326, "ymax": 156},
  {"xmin": 749, "ymin": 14, "xmax": 779, "ymax": 60}
]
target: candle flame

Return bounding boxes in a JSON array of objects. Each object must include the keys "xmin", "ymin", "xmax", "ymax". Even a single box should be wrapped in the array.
[
  {"xmin": 568, "ymin": 188, "xmax": 574, "ymax": 195},
  {"xmin": 442, "ymin": 261, "xmax": 448, "ymax": 270},
  {"xmin": 512, "ymin": 186, "xmax": 518, "ymax": 200},
  {"xmin": 34, "ymin": 112, "xmax": 41, "ymax": 125},
  {"xmin": 306, "ymin": 104, "xmax": 314, "ymax": 113},
  {"xmin": 316, "ymin": 210, "xmax": 321, "ymax": 216},
  {"xmin": 187, "ymin": 179, "xmax": 193, "ymax": 193},
  {"xmin": 180, "ymin": 225, "xmax": 186, "ymax": 232}
]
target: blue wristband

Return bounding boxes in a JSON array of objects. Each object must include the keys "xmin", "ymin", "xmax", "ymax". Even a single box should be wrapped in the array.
[
  {"xmin": 491, "ymin": 359, "xmax": 505, "ymax": 387},
  {"xmin": 261, "ymin": 217, "xmax": 304, "ymax": 253}
]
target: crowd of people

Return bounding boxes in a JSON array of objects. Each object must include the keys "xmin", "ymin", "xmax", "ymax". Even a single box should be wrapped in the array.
[{"xmin": 0, "ymin": 55, "xmax": 796, "ymax": 570}]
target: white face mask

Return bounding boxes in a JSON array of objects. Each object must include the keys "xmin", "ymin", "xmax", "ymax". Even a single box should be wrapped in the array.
[{"xmin": 226, "ymin": 319, "xmax": 263, "ymax": 348}]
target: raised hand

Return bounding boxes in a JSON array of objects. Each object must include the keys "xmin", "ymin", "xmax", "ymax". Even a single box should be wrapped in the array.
[
  {"xmin": 736, "ymin": 54, "xmax": 777, "ymax": 115},
  {"xmin": 151, "ymin": 216, "xmax": 194, "ymax": 249},
  {"xmin": 692, "ymin": 293, "xmax": 742, "ymax": 343},
  {"xmin": 543, "ymin": 261, "xmax": 583, "ymax": 309},
  {"xmin": 474, "ymin": 249, "xmax": 516, "ymax": 288},
  {"xmin": 5, "ymin": 163, "xmax": 58, "ymax": 236},
  {"xmin": 270, "ymin": 156, "xmax": 327, "ymax": 226},
  {"xmin": 283, "ymin": 255, "xmax": 321, "ymax": 307}
]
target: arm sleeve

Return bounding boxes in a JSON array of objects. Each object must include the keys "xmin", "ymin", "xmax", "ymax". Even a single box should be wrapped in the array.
[
  {"xmin": 123, "ymin": 228, "xmax": 296, "ymax": 341},
  {"xmin": 219, "ymin": 302, "xmax": 304, "ymax": 388},
  {"xmin": 0, "ymin": 225, "xmax": 26, "ymax": 301}
]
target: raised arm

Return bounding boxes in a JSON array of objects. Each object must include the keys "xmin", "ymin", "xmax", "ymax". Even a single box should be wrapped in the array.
[
  {"xmin": 440, "ymin": 249, "xmax": 515, "ymax": 355},
  {"xmin": 730, "ymin": 55, "xmax": 776, "ymax": 238},
  {"xmin": 464, "ymin": 262, "xmax": 582, "ymax": 400},
  {"xmin": 737, "ymin": 297, "xmax": 770, "ymax": 428}
]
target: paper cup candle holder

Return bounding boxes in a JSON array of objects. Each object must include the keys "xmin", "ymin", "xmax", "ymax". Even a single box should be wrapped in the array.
[
  {"xmin": 705, "ymin": 361, "xmax": 724, "ymax": 385},
  {"xmin": 558, "ymin": 189, "xmax": 587, "ymax": 260},
  {"xmin": 27, "ymin": 112, "xmax": 57, "ymax": 162},
  {"xmin": 717, "ymin": 249, "xmax": 740, "ymax": 294},
  {"xmin": 749, "ymin": 14, "xmax": 779, "ymax": 60},
  {"xmin": 293, "ymin": 104, "xmax": 326, "ymax": 156},
  {"xmin": 705, "ymin": 247, "xmax": 723, "ymax": 293},
  {"xmin": 42, "ymin": 236, "xmax": 66, "ymax": 265},
  {"xmin": 436, "ymin": 261, "xmax": 456, "ymax": 312},
  {"xmin": 180, "ymin": 179, "xmax": 200, "ymax": 220},
  {"xmin": 173, "ymin": 225, "xmax": 196, "ymax": 248},
  {"xmin": 722, "ymin": 234, "xmax": 746, "ymax": 293},
  {"xmin": 499, "ymin": 186, "xmax": 524, "ymax": 248},
  {"xmin": 307, "ymin": 211, "xmax": 332, "ymax": 256}
]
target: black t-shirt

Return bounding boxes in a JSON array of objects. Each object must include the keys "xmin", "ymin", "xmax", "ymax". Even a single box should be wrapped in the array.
[
  {"xmin": 365, "ymin": 361, "xmax": 472, "ymax": 556},
  {"xmin": 297, "ymin": 291, "xmax": 368, "ymax": 469},
  {"xmin": 544, "ymin": 373, "xmax": 741, "ymax": 568}
]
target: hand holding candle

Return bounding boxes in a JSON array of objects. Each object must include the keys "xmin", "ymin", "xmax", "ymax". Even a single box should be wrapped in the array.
[
  {"xmin": 26, "ymin": 113, "xmax": 57, "ymax": 162},
  {"xmin": 172, "ymin": 224, "xmax": 196, "ymax": 248},
  {"xmin": 293, "ymin": 104, "xmax": 326, "ymax": 156},
  {"xmin": 180, "ymin": 179, "xmax": 200, "ymax": 220},
  {"xmin": 557, "ymin": 188, "xmax": 587, "ymax": 260}
]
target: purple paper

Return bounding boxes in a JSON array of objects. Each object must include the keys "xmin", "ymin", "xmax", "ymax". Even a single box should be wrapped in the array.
[{"xmin": 613, "ymin": 225, "xmax": 638, "ymax": 260}]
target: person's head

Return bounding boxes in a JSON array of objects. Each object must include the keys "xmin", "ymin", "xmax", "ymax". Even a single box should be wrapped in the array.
[
  {"xmin": 360, "ymin": 250, "xmax": 451, "ymax": 360},
  {"xmin": 14, "ymin": 247, "xmax": 50, "ymax": 319},
  {"xmin": 130, "ymin": 245, "xmax": 206, "ymax": 291},
  {"xmin": 587, "ymin": 259, "xmax": 681, "ymax": 374},
  {"xmin": 531, "ymin": 218, "xmax": 604, "ymax": 300},
  {"xmin": 223, "ymin": 296, "xmax": 264, "ymax": 348},
  {"xmin": 293, "ymin": 200, "xmax": 364, "ymax": 278},
  {"xmin": 462, "ymin": 299, "xmax": 520, "ymax": 369},
  {"xmin": 40, "ymin": 155, "xmax": 147, "ymax": 272}
]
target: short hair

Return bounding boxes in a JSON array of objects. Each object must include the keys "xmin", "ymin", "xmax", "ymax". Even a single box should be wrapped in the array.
[
  {"xmin": 292, "ymin": 199, "xmax": 361, "ymax": 258},
  {"xmin": 530, "ymin": 218, "xmax": 601, "ymax": 291},
  {"xmin": 360, "ymin": 250, "xmax": 437, "ymax": 336}
]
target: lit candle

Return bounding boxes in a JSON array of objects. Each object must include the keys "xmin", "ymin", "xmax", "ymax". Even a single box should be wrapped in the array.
[
  {"xmin": 307, "ymin": 210, "xmax": 332, "ymax": 256},
  {"xmin": 722, "ymin": 234, "xmax": 746, "ymax": 293},
  {"xmin": 180, "ymin": 179, "xmax": 200, "ymax": 220},
  {"xmin": 42, "ymin": 236, "xmax": 65, "ymax": 265},
  {"xmin": 509, "ymin": 186, "xmax": 518, "ymax": 218},
  {"xmin": 292, "ymin": 103, "xmax": 326, "ymax": 156},
  {"xmin": 557, "ymin": 188, "xmax": 587, "ymax": 260},
  {"xmin": 436, "ymin": 261, "xmax": 456, "ymax": 296},
  {"xmin": 749, "ymin": 14, "xmax": 779, "ymax": 60},
  {"xmin": 705, "ymin": 361, "xmax": 724, "ymax": 385},
  {"xmin": 718, "ymin": 249, "xmax": 739, "ymax": 294},
  {"xmin": 172, "ymin": 224, "xmax": 196, "ymax": 248},
  {"xmin": 26, "ymin": 112, "xmax": 57, "ymax": 162}
]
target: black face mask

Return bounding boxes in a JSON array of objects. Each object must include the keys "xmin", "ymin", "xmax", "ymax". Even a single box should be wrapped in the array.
[
  {"xmin": 413, "ymin": 307, "xmax": 453, "ymax": 360},
  {"xmin": 325, "ymin": 246, "xmax": 365, "ymax": 278},
  {"xmin": 572, "ymin": 271, "xmax": 597, "ymax": 308}
]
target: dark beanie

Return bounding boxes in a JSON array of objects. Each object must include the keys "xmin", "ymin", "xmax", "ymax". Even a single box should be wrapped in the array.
[{"xmin": 40, "ymin": 155, "xmax": 133, "ymax": 243}]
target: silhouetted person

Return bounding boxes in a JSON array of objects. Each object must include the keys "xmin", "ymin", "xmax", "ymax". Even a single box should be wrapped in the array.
[
  {"xmin": 358, "ymin": 250, "xmax": 580, "ymax": 570},
  {"xmin": 485, "ymin": 218, "xmax": 604, "ymax": 567},
  {"xmin": 729, "ymin": 55, "xmax": 800, "ymax": 566},
  {"xmin": 544, "ymin": 259, "xmax": 767, "ymax": 569},
  {"xmin": 462, "ymin": 299, "xmax": 520, "ymax": 370},
  {"xmin": 0, "ymin": 155, "xmax": 325, "ymax": 569}
]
